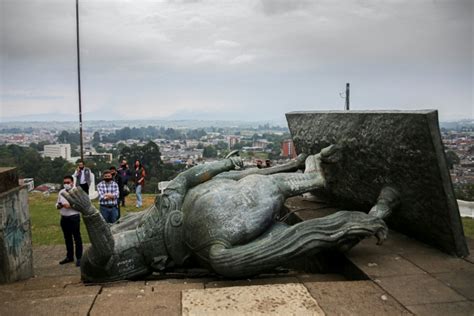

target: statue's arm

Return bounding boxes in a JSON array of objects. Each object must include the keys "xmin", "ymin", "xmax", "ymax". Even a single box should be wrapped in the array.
[
  {"xmin": 216, "ymin": 153, "xmax": 307, "ymax": 181},
  {"xmin": 165, "ymin": 157, "xmax": 242, "ymax": 195}
]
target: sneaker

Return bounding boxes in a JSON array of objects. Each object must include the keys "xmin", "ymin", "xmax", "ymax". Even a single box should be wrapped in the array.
[
  {"xmin": 76, "ymin": 259, "xmax": 81, "ymax": 267},
  {"xmin": 59, "ymin": 258, "xmax": 74, "ymax": 265}
]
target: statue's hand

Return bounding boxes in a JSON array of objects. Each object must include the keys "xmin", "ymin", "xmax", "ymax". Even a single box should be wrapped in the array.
[
  {"xmin": 229, "ymin": 156, "xmax": 244, "ymax": 170},
  {"xmin": 61, "ymin": 187, "xmax": 95, "ymax": 216},
  {"xmin": 320, "ymin": 144, "xmax": 343, "ymax": 164}
]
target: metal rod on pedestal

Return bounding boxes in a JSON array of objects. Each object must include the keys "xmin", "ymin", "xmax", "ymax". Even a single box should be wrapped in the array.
[{"xmin": 345, "ymin": 83, "xmax": 350, "ymax": 111}]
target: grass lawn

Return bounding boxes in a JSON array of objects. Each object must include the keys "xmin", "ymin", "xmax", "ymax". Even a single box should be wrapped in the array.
[
  {"xmin": 29, "ymin": 192, "xmax": 155, "ymax": 245},
  {"xmin": 29, "ymin": 192, "xmax": 474, "ymax": 246},
  {"xmin": 462, "ymin": 217, "xmax": 474, "ymax": 238}
]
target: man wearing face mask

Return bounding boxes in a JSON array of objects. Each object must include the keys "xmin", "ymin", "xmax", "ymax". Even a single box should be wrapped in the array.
[
  {"xmin": 97, "ymin": 170, "xmax": 120, "ymax": 223},
  {"xmin": 56, "ymin": 175, "xmax": 83, "ymax": 266}
]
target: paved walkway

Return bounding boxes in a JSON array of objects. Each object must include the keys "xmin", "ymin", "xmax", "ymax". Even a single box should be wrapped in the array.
[{"xmin": 1, "ymin": 198, "xmax": 473, "ymax": 315}]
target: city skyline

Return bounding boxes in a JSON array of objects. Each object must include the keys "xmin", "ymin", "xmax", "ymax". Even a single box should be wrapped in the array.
[{"xmin": 1, "ymin": 0, "xmax": 473, "ymax": 122}]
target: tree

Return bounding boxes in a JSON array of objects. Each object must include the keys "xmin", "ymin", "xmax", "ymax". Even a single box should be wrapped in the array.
[
  {"xmin": 71, "ymin": 147, "xmax": 80, "ymax": 157},
  {"xmin": 187, "ymin": 129, "xmax": 207, "ymax": 140},
  {"xmin": 36, "ymin": 158, "xmax": 54, "ymax": 183},
  {"xmin": 455, "ymin": 184, "xmax": 474, "ymax": 201},
  {"xmin": 0, "ymin": 144, "xmax": 75, "ymax": 184},
  {"xmin": 231, "ymin": 142, "xmax": 244, "ymax": 150},
  {"xmin": 118, "ymin": 141, "xmax": 164, "ymax": 193},
  {"xmin": 57, "ymin": 130, "xmax": 80, "ymax": 145},
  {"xmin": 445, "ymin": 150, "xmax": 460, "ymax": 169},
  {"xmin": 21, "ymin": 149, "xmax": 42, "ymax": 178},
  {"xmin": 57, "ymin": 131, "xmax": 69, "ymax": 143},
  {"xmin": 203, "ymin": 145, "xmax": 217, "ymax": 158},
  {"xmin": 92, "ymin": 131, "xmax": 101, "ymax": 147},
  {"xmin": 116, "ymin": 127, "xmax": 132, "ymax": 140},
  {"xmin": 86, "ymin": 157, "xmax": 111, "ymax": 180},
  {"xmin": 141, "ymin": 141, "xmax": 163, "ymax": 180},
  {"xmin": 29, "ymin": 141, "xmax": 51, "ymax": 151},
  {"xmin": 216, "ymin": 141, "xmax": 228, "ymax": 150}
]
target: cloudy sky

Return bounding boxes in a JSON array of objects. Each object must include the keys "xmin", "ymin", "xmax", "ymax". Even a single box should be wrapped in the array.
[{"xmin": 0, "ymin": 0, "xmax": 472, "ymax": 122}]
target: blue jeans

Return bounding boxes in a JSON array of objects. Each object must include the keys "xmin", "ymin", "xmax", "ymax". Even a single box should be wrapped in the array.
[
  {"xmin": 136, "ymin": 184, "xmax": 142, "ymax": 207},
  {"xmin": 100, "ymin": 205, "xmax": 118, "ymax": 223}
]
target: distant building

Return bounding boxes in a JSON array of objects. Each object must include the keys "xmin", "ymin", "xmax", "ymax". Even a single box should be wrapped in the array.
[
  {"xmin": 228, "ymin": 136, "xmax": 240, "ymax": 149},
  {"xmin": 253, "ymin": 139, "xmax": 269, "ymax": 149},
  {"xmin": 161, "ymin": 149, "xmax": 203, "ymax": 163},
  {"xmin": 43, "ymin": 144, "xmax": 71, "ymax": 160},
  {"xmin": 281, "ymin": 139, "xmax": 297, "ymax": 159},
  {"xmin": 185, "ymin": 140, "xmax": 200, "ymax": 148},
  {"xmin": 242, "ymin": 146, "xmax": 264, "ymax": 152}
]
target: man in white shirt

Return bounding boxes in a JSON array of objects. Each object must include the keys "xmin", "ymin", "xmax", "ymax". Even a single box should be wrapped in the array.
[{"xmin": 56, "ymin": 175, "xmax": 83, "ymax": 267}]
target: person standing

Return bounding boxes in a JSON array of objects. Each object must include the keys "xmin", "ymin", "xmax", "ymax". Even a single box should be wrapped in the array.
[
  {"xmin": 134, "ymin": 159, "xmax": 146, "ymax": 208},
  {"xmin": 109, "ymin": 166, "xmax": 123, "ymax": 219},
  {"xmin": 118, "ymin": 159, "xmax": 131, "ymax": 207},
  {"xmin": 73, "ymin": 160, "xmax": 91, "ymax": 194},
  {"xmin": 56, "ymin": 175, "xmax": 83, "ymax": 267},
  {"xmin": 97, "ymin": 170, "xmax": 120, "ymax": 223}
]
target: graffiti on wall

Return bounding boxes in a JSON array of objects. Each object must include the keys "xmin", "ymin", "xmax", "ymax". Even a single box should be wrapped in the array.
[{"xmin": 4, "ymin": 198, "xmax": 26, "ymax": 257}]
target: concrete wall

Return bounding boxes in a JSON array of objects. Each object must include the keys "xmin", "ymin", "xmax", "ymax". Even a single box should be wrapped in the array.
[{"xmin": 0, "ymin": 185, "xmax": 34, "ymax": 283}]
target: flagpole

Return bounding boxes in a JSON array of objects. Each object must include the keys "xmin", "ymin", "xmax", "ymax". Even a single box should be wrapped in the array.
[{"xmin": 76, "ymin": 0, "xmax": 84, "ymax": 160}]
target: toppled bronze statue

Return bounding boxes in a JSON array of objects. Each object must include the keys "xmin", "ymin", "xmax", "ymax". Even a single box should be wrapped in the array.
[{"xmin": 63, "ymin": 146, "xmax": 399, "ymax": 283}]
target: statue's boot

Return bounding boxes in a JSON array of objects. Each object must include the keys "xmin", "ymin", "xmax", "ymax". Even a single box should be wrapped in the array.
[{"xmin": 207, "ymin": 211, "xmax": 387, "ymax": 278}]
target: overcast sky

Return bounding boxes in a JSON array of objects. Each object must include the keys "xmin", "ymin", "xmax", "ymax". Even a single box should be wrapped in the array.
[{"xmin": 1, "ymin": 0, "xmax": 473, "ymax": 122}]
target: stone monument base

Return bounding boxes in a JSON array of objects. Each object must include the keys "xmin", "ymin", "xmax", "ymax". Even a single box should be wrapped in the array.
[{"xmin": 0, "ymin": 167, "xmax": 34, "ymax": 284}]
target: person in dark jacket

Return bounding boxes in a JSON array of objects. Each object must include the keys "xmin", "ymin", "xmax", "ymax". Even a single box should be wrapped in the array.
[
  {"xmin": 118, "ymin": 159, "xmax": 131, "ymax": 207},
  {"xmin": 110, "ymin": 166, "xmax": 123, "ymax": 218}
]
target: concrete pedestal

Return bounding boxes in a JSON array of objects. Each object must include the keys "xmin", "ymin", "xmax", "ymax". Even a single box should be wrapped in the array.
[
  {"xmin": 0, "ymin": 168, "xmax": 34, "ymax": 284},
  {"xmin": 286, "ymin": 110, "xmax": 468, "ymax": 257}
]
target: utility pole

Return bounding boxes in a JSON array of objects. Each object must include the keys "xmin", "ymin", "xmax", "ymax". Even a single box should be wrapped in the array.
[
  {"xmin": 345, "ymin": 83, "xmax": 350, "ymax": 110},
  {"xmin": 76, "ymin": 0, "xmax": 84, "ymax": 160}
]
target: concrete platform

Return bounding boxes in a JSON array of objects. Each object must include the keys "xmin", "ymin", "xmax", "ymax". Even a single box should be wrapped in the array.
[
  {"xmin": 182, "ymin": 283, "xmax": 325, "ymax": 315},
  {"xmin": 1, "ymin": 196, "xmax": 473, "ymax": 315}
]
